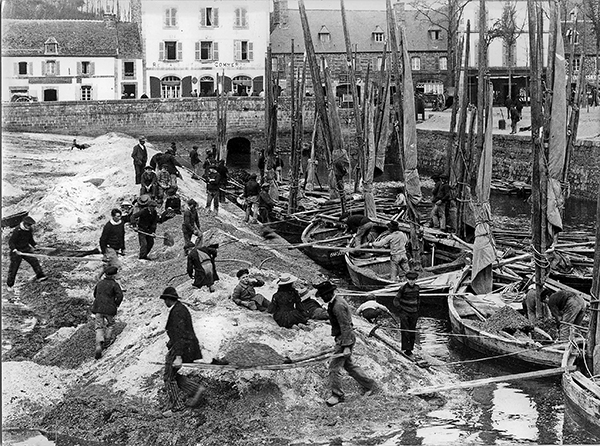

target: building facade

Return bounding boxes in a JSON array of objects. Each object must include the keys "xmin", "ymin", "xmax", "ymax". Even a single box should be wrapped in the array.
[
  {"xmin": 135, "ymin": 0, "xmax": 270, "ymax": 98},
  {"xmin": 1, "ymin": 16, "xmax": 143, "ymax": 102}
]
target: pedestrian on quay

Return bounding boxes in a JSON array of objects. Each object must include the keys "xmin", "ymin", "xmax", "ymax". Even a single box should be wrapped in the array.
[
  {"xmin": 189, "ymin": 145, "xmax": 201, "ymax": 179},
  {"xmin": 91, "ymin": 266, "xmax": 123, "ymax": 359},
  {"xmin": 160, "ymin": 287, "xmax": 206, "ymax": 416},
  {"xmin": 545, "ymin": 290, "xmax": 588, "ymax": 341},
  {"xmin": 133, "ymin": 196, "xmax": 159, "ymax": 261},
  {"xmin": 243, "ymin": 173, "xmax": 260, "ymax": 223},
  {"xmin": 140, "ymin": 165, "xmax": 158, "ymax": 199},
  {"xmin": 367, "ymin": 220, "xmax": 409, "ymax": 282},
  {"xmin": 269, "ymin": 274, "xmax": 309, "ymax": 329},
  {"xmin": 216, "ymin": 159, "xmax": 229, "ymax": 203},
  {"xmin": 205, "ymin": 166, "xmax": 221, "ymax": 215},
  {"xmin": 98, "ymin": 208, "xmax": 125, "ymax": 280},
  {"xmin": 131, "ymin": 136, "xmax": 148, "ymax": 185},
  {"xmin": 344, "ymin": 214, "xmax": 375, "ymax": 246},
  {"xmin": 393, "ymin": 270, "xmax": 420, "ymax": 356},
  {"xmin": 182, "ymin": 199, "xmax": 201, "ymax": 246},
  {"xmin": 231, "ymin": 268, "xmax": 270, "ymax": 312},
  {"xmin": 6, "ymin": 216, "xmax": 48, "ymax": 290},
  {"xmin": 430, "ymin": 174, "xmax": 451, "ymax": 231},
  {"xmin": 314, "ymin": 280, "xmax": 377, "ymax": 407},
  {"xmin": 185, "ymin": 239, "xmax": 219, "ymax": 292}
]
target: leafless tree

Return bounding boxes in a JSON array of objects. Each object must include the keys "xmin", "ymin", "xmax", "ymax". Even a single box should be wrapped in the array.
[{"xmin": 411, "ymin": 0, "xmax": 473, "ymax": 95}]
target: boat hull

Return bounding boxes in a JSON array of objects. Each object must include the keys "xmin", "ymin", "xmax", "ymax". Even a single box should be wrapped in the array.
[{"xmin": 300, "ymin": 220, "xmax": 347, "ymax": 270}]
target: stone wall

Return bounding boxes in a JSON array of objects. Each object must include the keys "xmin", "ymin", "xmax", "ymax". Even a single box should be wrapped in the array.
[{"xmin": 3, "ymin": 97, "xmax": 598, "ymax": 200}]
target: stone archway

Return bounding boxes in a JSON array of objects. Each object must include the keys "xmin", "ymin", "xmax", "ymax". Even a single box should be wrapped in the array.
[{"xmin": 226, "ymin": 137, "xmax": 252, "ymax": 169}]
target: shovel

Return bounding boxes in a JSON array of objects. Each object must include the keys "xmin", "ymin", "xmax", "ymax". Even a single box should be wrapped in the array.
[
  {"xmin": 15, "ymin": 250, "xmax": 104, "ymax": 262},
  {"xmin": 133, "ymin": 228, "xmax": 175, "ymax": 247}
]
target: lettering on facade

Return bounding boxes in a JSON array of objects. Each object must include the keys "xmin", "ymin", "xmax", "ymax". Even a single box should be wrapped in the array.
[{"xmin": 28, "ymin": 77, "xmax": 73, "ymax": 84}]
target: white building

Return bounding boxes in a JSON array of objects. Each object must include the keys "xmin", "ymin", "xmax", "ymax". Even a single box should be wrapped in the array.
[
  {"xmin": 135, "ymin": 0, "xmax": 270, "ymax": 98},
  {"xmin": 1, "ymin": 16, "xmax": 144, "ymax": 102}
]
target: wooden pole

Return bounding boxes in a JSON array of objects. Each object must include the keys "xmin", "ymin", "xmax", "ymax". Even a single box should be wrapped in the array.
[
  {"xmin": 289, "ymin": 40, "xmax": 297, "ymax": 214},
  {"xmin": 472, "ymin": 0, "xmax": 487, "ymax": 192},
  {"xmin": 386, "ymin": 0, "xmax": 404, "ymax": 174},
  {"xmin": 588, "ymin": 183, "xmax": 600, "ymax": 374}
]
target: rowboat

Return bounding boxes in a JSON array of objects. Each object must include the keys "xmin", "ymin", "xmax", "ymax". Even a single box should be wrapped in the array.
[
  {"xmin": 447, "ymin": 267, "xmax": 578, "ymax": 368},
  {"xmin": 299, "ymin": 218, "xmax": 349, "ymax": 270}
]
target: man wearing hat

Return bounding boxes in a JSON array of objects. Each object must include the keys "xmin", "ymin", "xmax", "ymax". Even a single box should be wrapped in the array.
[
  {"xmin": 231, "ymin": 268, "xmax": 270, "ymax": 311},
  {"xmin": 131, "ymin": 136, "xmax": 147, "ymax": 185},
  {"xmin": 133, "ymin": 197, "xmax": 159, "ymax": 260},
  {"xmin": 98, "ymin": 208, "xmax": 125, "ymax": 280},
  {"xmin": 257, "ymin": 182, "xmax": 276, "ymax": 223},
  {"xmin": 202, "ymin": 148, "xmax": 216, "ymax": 178},
  {"xmin": 7, "ymin": 216, "xmax": 47, "ymax": 289},
  {"xmin": 297, "ymin": 284, "xmax": 328, "ymax": 321},
  {"xmin": 314, "ymin": 280, "xmax": 376, "ymax": 406},
  {"xmin": 393, "ymin": 271, "xmax": 421, "ymax": 356},
  {"xmin": 186, "ymin": 238, "xmax": 219, "ymax": 292},
  {"xmin": 160, "ymin": 147, "xmax": 182, "ymax": 187},
  {"xmin": 243, "ymin": 173, "xmax": 260, "ymax": 223},
  {"xmin": 91, "ymin": 266, "xmax": 123, "ymax": 359},
  {"xmin": 205, "ymin": 165, "xmax": 221, "ymax": 215},
  {"xmin": 430, "ymin": 173, "xmax": 451, "ymax": 231},
  {"xmin": 159, "ymin": 287, "xmax": 205, "ymax": 415},
  {"xmin": 140, "ymin": 165, "xmax": 158, "ymax": 199},
  {"xmin": 182, "ymin": 199, "xmax": 201, "ymax": 246},
  {"xmin": 368, "ymin": 220, "xmax": 409, "ymax": 282},
  {"xmin": 189, "ymin": 145, "xmax": 201, "ymax": 179},
  {"xmin": 270, "ymin": 274, "xmax": 309, "ymax": 328}
]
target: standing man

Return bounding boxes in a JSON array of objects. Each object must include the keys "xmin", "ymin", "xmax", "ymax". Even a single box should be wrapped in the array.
[
  {"xmin": 98, "ymin": 209, "xmax": 125, "ymax": 280},
  {"xmin": 160, "ymin": 287, "xmax": 205, "ymax": 416},
  {"xmin": 258, "ymin": 150, "xmax": 266, "ymax": 183},
  {"xmin": 185, "ymin": 240, "xmax": 218, "ymax": 292},
  {"xmin": 182, "ymin": 199, "xmax": 201, "ymax": 246},
  {"xmin": 243, "ymin": 173, "xmax": 260, "ymax": 223},
  {"xmin": 160, "ymin": 148, "xmax": 182, "ymax": 188},
  {"xmin": 205, "ymin": 166, "xmax": 221, "ymax": 215},
  {"xmin": 91, "ymin": 266, "xmax": 123, "ymax": 359},
  {"xmin": 257, "ymin": 182, "xmax": 276, "ymax": 223},
  {"xmin": 314, "ymin": 280, "xmax": 377, "ymax": 407},
  {"xmin": 431, "ymin": 174, "xmax": 451, "ymax": 231},
  {"xmin": 203, "ymin": 149, "xmax": 216, "ymax": 178},
  {"xmin": 368, "ymin": 220, "xmax": 409, "ymax": 282},
  {"xmin": 216, "ymin": 160, "xmax": 229, "ymax": 203},
  {"xmin": 393, "ymin": 271, "xmax": 420, "ymax": 356},
  {"xmin": 133, "ymin": 198, "xmax": 159, "ymax": 260},
  {"xmin": 189, "ymin": 145, "xmax": 201, "ymax": 179},
  {"xmin": 274, "ymin": 151, "xmax": 284, "ymax": 182},
  {"xmin": 131, "ymin": 136, "xmax": 148, "ymax": 185},
  {"xmin": 545, "ymin": 290, "xmax": 588, "ymax": 341},
  {"xmin": 7, "ymin": 216, "xmax": 47, "ymax": 289}
]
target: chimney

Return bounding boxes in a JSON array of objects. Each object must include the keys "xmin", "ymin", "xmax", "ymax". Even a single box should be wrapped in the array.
[
  {"xmin": 272, "ymin": 0, "xmax": 289, "ymax": 30},
  {"xmin": 130, "ymin": 0, "xmax": 142, "ymax": 27},
  {"xmin": 393, "ymin": 2, "xmax": 405, "ymax": 26},
  {"xmin": 103, "ymin": 13, "xmax": 117, "ymax": 28}
]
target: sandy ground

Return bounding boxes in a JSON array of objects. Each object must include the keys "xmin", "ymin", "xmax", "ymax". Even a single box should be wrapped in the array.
[
  {"xmin": 1, "ymin": 132, "xmax": 479, "ymax": 445},
  {"xmin": 416, "ymin": 105, "xmax": 600, "ymax": 141}
]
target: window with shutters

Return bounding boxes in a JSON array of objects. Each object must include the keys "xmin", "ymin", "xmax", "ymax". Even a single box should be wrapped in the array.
[
  {"xmin": 234, "ymin": 41, "xmax": 253, "ymax": 61},
  {"xmin": 376, "ymin": 56, "xmax": 384, "ymax": 70},
  {"xmin": 411, "ymin": 57, "xmax": 421, "ymax": 71},
  {"xmin": 18, "ymin": 62, "xmax": 28, "ymax": 75},
  {"xmin": 566, "ymin": 29, "xmax": 579, "ymax": 45},
  {"xmin": 81, "ymin": 61, "xmax": 91, "ymax": 75},
  {"xmin": 44, "ymin": 38, "xmax": 58, "ymax": 55},
  {"xmin": 123, "ymin": 61, "xmax": 135, "ymax": 78},
  {"xmin": 234, "ymin": 7, "xmax": 248, "ymax": 28},
  {"xmin": 161, "ymin": 41, "xmax": 180, "ymax": 61},
  {"xmin": 81, "ymin": 85, "xmax": 92, "ymax": 101},
  {"xmin": 570, "ymin": 57, "xmax": 581, "ymax": 72},
  {"xmin": 318, "ymin": 26, "xmax": 331, "ymax": 43},
  {"xmin": 45, "ymin": 60, "xmax": 57, "ymax": 75},
  {"xmin": 164, "ymin": 8, "xmax": 177, "ymax": 27},
  {"xmin": 428, "ymin": 29, "xmax": 441, "ymax": 40},
  {"xmin": 196, "ymin": 41, "xmax": 218, "ymax": 61},
  {"xmin": 439, "ymin": 56, "xmax": 447, "ymax": 71},
  {"xmin": 271, "ymin": 57, "xmax": 279, "ymax": 72},
  {"xmin": 200, "ymin": 7, "xmax": 218, "ymax": 27},
  {"xmin": 372, "ymin": 32, "xmax": 384, "ymax": 42},
  {"xmin": 161, "ymin": 76, "xmax": 181, "ymax": 98}
]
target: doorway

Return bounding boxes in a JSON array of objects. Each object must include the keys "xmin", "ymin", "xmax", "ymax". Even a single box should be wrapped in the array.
[{"xmin": 43, "ymin": 89, "xmax": 58, "ymax": 101}]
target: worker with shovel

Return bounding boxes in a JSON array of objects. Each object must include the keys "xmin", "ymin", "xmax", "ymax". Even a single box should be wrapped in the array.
[
  {"xmin": 7, "ymin": 216, "xmax": 48, "ymax": 290},
  {"xmin": 314, "ymin": 281, "xmax": 377, "ymax": 406},
  {"xmin": 98, "ymin": 209, "xmax": 125, "ymax": 280},
  {"xmin": 132, "ymin": 195, "xmax": 159, "ymax": 261},
  {"xmin": 91, "ymin": 266, "xmax": 123, "ymax": 359}
]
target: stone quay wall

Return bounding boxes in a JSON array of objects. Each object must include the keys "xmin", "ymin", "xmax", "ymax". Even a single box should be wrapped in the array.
[{"xmin": 3, "ymin": 97, "xmax": 598, "ymax": 200}]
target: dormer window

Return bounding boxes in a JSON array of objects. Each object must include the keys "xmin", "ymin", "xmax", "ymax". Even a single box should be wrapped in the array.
[
  {"xmin": 372, "ymin": 25, "xmax": 385, "ymax": 42},
  {"xmin": 44, "ymin": 37, "xmax": 58, "ymax": 54},
  {"xmin": 318, "ymin": 25, "xmax": 330, "ymax": 43},
  {"xmin": 428, "ymin": 29, "xmax": 441, "ymax": 40},
  {"xmin": 566, "ymin": 29, "xmax": 579, "ymax": 45}
]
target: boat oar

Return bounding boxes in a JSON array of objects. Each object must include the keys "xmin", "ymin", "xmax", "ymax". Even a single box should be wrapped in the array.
[
  {"xmin": 15, "ymin": 250, "xmax": 104, "ymax": 262},
  {"xmin": 133, "ymin": 228, "xmax": 175, "ymax": 247},
  {"xmin": 407, "ymin": 366, "xmax": 576, "ymax": 395}
]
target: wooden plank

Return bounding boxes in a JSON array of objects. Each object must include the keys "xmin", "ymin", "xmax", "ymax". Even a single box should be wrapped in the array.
[
  {"xmin": 15, "ymin": 251, "xmax": 104, "ymax": 262},
  {"xmin": 408, "ymin": 366, "xmax": 576, "ymax": 395},
  {"xmin": 572, "ymin": 371, "xmax": 600, "ymax": 401}
]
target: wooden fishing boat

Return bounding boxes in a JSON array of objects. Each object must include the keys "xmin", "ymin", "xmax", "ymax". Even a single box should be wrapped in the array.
[
  {"xmin": 490, "ymin": 179, "xmax": 532, "ymax": 197},
  {"xmin": 299, "ymin": 218, "xmax": 349, "ymax": 270},
  {"xmin": 561, "ymin": 342, "xmax": 600, "ymax": 434},
  {"xmin": 1, "ymin": 210, "xmax": 29, "ymax": 229},
  {"xmin": 447, "ymin": 268, "xmax": 578, "ymax": 368}
]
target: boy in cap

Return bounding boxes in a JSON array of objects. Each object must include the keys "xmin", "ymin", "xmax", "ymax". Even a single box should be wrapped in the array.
[
  {"xmin": 393, "ymin": 271, "xmax": 420, "ymax": 356},
  {"xmin": 231, "ymin": 268, "xmax": 270, "ymax": 311},
  {"xmin": 314, "ymin": 280, "xmax": 377, "ymax": 406},
  {"xmin": 91, "ymin": 266, "xmax": 123, "ymax": 359},
  {"xmin": 368, "ymin": 220, "xmax": 409, "ymax": 282},
  {"xmin": 131, "ymin": 136, "xmax": 147, "ymax": 184},
  {"xmin": 205, "ymin": 165, "xmax": 221, "ymax": 214},
  {"xmin": 159, "ymin": 287, "xmax": 205, "ymax": 415},
  {"xmin": 7, "ymin": 216, "xmax": 47, "ymax": 289},
  {"xmin": 98, "ymin": 209, "xmax": 125, "ymax": 280},
  {"xmin": 140, "ymin": 165, "xmax": 158, "ymax": 199},
  {"xmin": 164, "ymin": 186, "xmax": 182, "ymax": 215}
]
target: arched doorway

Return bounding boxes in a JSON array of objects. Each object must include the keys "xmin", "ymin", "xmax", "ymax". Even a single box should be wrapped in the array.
[
  {"xmin": 161, "ymin": 76, "xmax": 181, "ymax": 98},
  {"xmin": 232, "ymin": 75, "xmax": 252, "ymax": 96},
  {"xmin": 252, "ymin": 76, "xmax": 264, "ymax": 96},
  {"xmin": 226, "ymin": 137, "xmax": 251, "ymax": 168},
  {"xmin": 199, "ymin": 76, "xmax": 215, "ymax": 96}
]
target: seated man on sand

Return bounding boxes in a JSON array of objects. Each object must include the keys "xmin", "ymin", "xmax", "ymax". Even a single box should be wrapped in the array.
[{"xmin": 231, "ymin": 268, "xmax": 270, "ymax": 311}]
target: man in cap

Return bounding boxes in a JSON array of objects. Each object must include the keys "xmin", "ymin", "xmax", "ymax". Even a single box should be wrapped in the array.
[
  {"xmin": 314, "ymin": 281, "xmax": 377, "ymax": 406},
  {"xmin": 545, "ymin": 290, "xmax": 588, "ymax": 341},
  {"xmin": 98, "ymin": 209, "xmax": 125, "ymax": 280},
  {"xmin": 205, "ymin": 165, "xmax": 221, "ymax": 215},
  {"xmin": 91, "ymin": 266, "xmax": 123, "ymax": 359},
  {"xmin": 430, "ymin": 173, "xmax": 451, "ymax": 230},
  {"xmin": 368, "ymin": 220, "xmax": 410, "ymax": 282},
  {"xmin": 393, "ymin": 271, "xmax": 420, "ymax": 356},
  {"xmin": 243, "ymin": 173, "xmax": 260, "ymax": 223},
  {"xmin": 297, "ymin": 284, "xmax": 328, "ymax": 321},
  {"xmin": 231, "ymin": 268, "xmax": 270, "ymax": 311},
  {"xmin": 133, "ymin": 197, "xmax": 159, "ymax": 260},
  {"xmin": 160, "ymin": 287, "xmax": 205, "ymax": 416},
  {"xmin": 186, "ymin": 238, "xmax": 219, "ymax": 292},
  {"xmin": 189, "ymin": 145, "xmax": 201, "ymax": 179},
  {"xmin": 163, "ymin": 186, "xmax": 182, "ymax": 215},
  {"xmin": 160, "ymin": 147, "xmax": 182, "ymax": 187},
  {"xmin": 140, "ymin": 165, "xmax": 158, "ymax": 199},
  {"xmin": 182, "ymin": 199, "xmax": 201, "ymax": 246},
  {"xmin": 203, "ymin": 148, "xmax": 216, "ymax": 178},
  {"xmin": 7, "ymin": 216, "xmax": 47, "ymax": 289},
  {"xmin": 131, "ymin": 136, "xmax": 148, "ymax": 185},
  {"xmin": 257, "ymin": 182, "xmax": 276, "ymax": 223}
]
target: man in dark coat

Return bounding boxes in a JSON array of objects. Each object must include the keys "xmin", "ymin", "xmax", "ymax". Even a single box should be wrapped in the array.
[
  {"xmin": 257, "ymin": 183, "xmax": 276, "ymax": 223},
  {"xmin": 545, "ymin": 290, "xmax": 588, "ymax": 341},
  {"xmin": 393, "ymin": 271, "xmax": 420, "ymax": 355},
  {"xmin": 202, "ymin": 149, "xmax": 216, "ymax": 178},
  {"xmin": 344, "ymin": 214, "xmax": 375, "ymax": 246},
  {"xmin": 7, "ymin": 216, "xmax": 47, "ymax": 289},
  {"xmin": 98, "ymin": 208, "xmax": 125, "ymax": 280},
  {"xmin": 160, "ymin": 287, "xmax": 205, "ymax": 416},
  {"xmin": 216, "ymin": 160, "xmax": 229, "ymax": 202},
  {"xmin": 185, "ymin": 241, "xmax": 218, "ymax": 292},
  {"xmin": 314, "ymin": 281, "xmax": 377, "ymax": 406},
  {"xmin": 258, "ymin": 150, "xmax": 266, "ymax": 182},
  {"xmin": 243, "ymin": 173, "xmax": 260, "ymax": 223},
  {"xmin": 430, "ymin": 174, "xmax": 451, "ymax": 230},
  {"xmin": 205, "ymin": 166, "xmax": 221, "ymax": 214},
  {"xmin": 189, "ymin": 145, "xmax": 201, "ymax": 178},
  {"xmin": 133, "ymin": 199, "xmax": 159, "ymax": 260},
  {"xmin": 91, "ymin": 266, "xmax": 123, "ymax": 359},
  {"xmin": 160, "ymin": 148, "xmax": 182, "ymax": 187},
  {"xmin": 140, "ymin": 165, "xmax": 158, "ymax": 199},
  {"xmin": 182, "ymin": 199, "xmax": 201, "ymax": 246},
  {"xmin": 131, "ymin": 136, "xmax": 148, "ymax": 185}
]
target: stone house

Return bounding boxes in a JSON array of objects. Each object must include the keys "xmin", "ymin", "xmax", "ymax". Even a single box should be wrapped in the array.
[
  {"xmin": 270, "ymin": 1, "xmax": 449, "ymax": 106},
  {"xmin": 134, "ymin": 0, "xmax": 270, "ymax": 98},
  {"xmin": 1, "ymin": 15, "xmax": 144, "ymax": 102}
]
